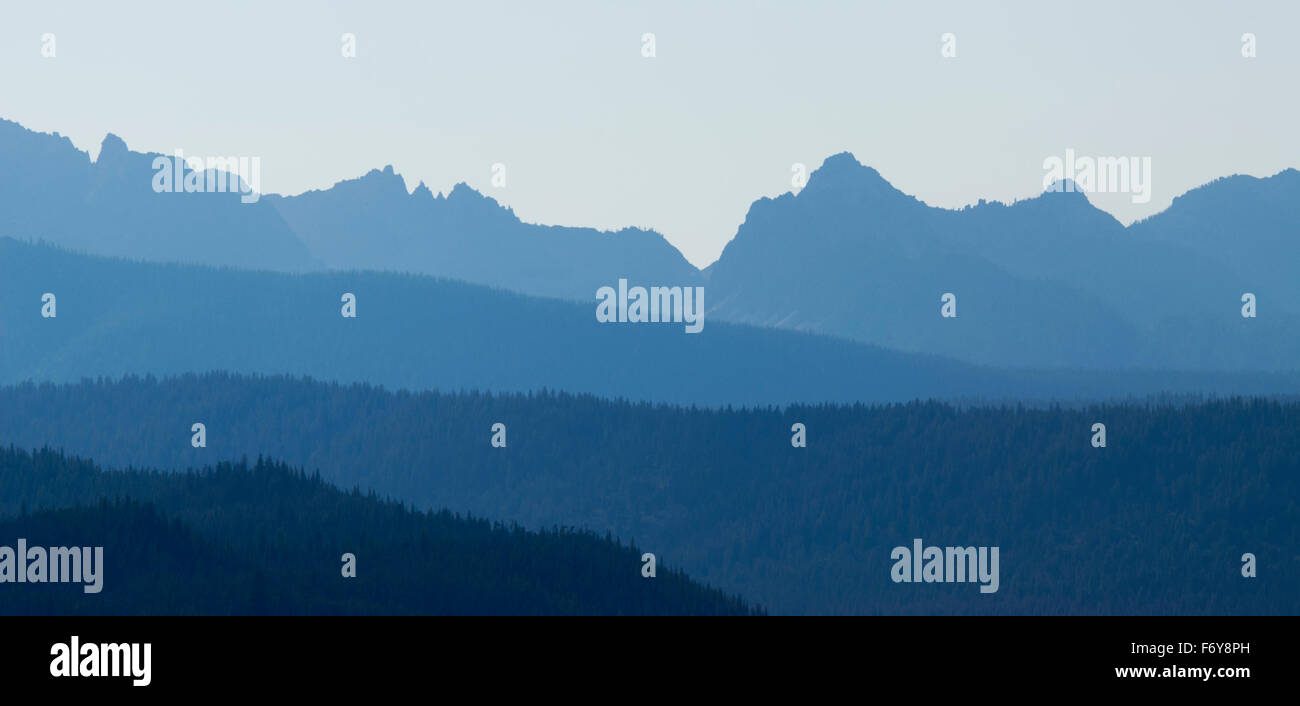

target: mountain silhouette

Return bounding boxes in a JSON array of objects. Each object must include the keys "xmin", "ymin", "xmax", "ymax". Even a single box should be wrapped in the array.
[
  {"xmin": 1128, "ymin": 169, "xmax": 1300, "ymax": 321},
  {"xmin": 267, "ymin": 170, "xmax": 701, "ymax": 301},
  {"xmin": 0, "ymin": 118, "xmax": 698, "ymax": 299},
  {"xmin": 1, "ymin": 118, "xmax": 1296, "ymax": 372},
  {"xmin": 0, "ymin": 119, "xmax": 311, "ymax": 271},
  {"xmin": 706, "ymin": 153, "xmax": 1300, "ymax": 370}
]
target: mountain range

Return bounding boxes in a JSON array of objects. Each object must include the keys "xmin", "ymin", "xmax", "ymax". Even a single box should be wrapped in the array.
[
  {"xmin": 2, "ymin": 117, "xmax": 1294, "ymax": 372},
  {"xmin": 2, "ymin": 116, "xmax": 1296, "ymax": 617}
]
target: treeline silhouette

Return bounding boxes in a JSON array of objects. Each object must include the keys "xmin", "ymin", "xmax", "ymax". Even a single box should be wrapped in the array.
[
  {"xmin": 0, "ymin": 446, "xmax": 757, "ymax": 616},
  {"xmin": 0, "ymin": 373, "xmax": 1295, "ymax": 615}
]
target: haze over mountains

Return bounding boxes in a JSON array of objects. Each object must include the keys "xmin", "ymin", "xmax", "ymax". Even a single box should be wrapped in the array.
[
  {"xmin": 7, "ymin": 238, "xmax": 1300, "ymax": 405},
  {"xmin": 0, "ymin": 120, "xmax": 310, "ymax": 272},
  {"xmin": 2, "ymin": 116, "xmax": 1296, "ymax": 617},
  {"xmin": 707, "ymin": 154, "xmax": 1300, "ymax": 370},
  {"xmin": 1, "ymin": 117, "xmax": 1296, "ymax": 373},
  {"xmin": 267, "ymin": 168, "xmax": 702, "ymax": 302},
  {"xmin": 0, "ymin": 117, "xmax": 701, "ymax": 301}
]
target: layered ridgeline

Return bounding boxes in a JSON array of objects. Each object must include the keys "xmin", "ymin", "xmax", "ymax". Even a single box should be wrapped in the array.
[
  {"xmin": 1, "ymin": 374, "xmax": 1295, "ymax": 615},
  {"xmin": 266, "ymin": 169, "xmax": 701, "ymax": 301},
  {"xmin": 0, "ymin": 445, "xmax": 754, "ymax": 616},
  {"xmin": 5, "ymin": 239, "xmax": 1300, "ymax": 405},
  {"xmin": 705, "ymin": 154, "xmax": 1300, "ymax": 370},
  {"xmin": 0, "ymin": 120, "xmax": 309, "ymax": 272},
  {"xmin": 2, "ymin": 117, "xmax": 1297, "ymax": 371},
  {"xmin": 0, "ymin": 118, "xmax": 699, "ymax": 300}
]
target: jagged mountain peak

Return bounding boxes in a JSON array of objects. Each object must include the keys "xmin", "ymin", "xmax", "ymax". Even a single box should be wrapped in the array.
[
  {"xmin": 96, "ymin": 132, "xmax": 131, "ymax": 163},
  {"xmin": 441, "ymin": 181, "xmax": 511, "ymax": 214}
]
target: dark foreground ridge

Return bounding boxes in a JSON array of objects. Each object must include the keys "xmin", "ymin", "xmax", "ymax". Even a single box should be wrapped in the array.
[{"xmin": 0, "ymin": 445, "xmax": 757, "ymax": 616}]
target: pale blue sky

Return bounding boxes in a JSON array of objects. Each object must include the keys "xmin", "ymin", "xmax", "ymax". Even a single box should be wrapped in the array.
[{"xmin": 1, "ymin": 0, "xmax": 1295, "ymax": 267}]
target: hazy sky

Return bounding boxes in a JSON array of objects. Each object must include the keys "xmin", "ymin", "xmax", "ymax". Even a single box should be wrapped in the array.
[{"xmin": 1, "ymin": 0, "xmax": 1296, "ymax": 267}]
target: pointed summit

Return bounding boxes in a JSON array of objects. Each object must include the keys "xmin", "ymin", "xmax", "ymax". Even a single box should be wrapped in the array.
[
  {"xmin": 445, "ymin": 181, "xmax": 508, "ymax": 215},
  {"xmin": 812, "ymin": 151, "xmax": 882, "ymax": 180},
  {"xmin": 96, "ymin": 133, "xmax": 130, "ymax": 163},
  {"xmin": 447, "ymin": 181, "xmax": 479, "ymax": 199},
  {"xmin": 818, "ymin": 151, "xmax": 873, "ymax": 172},
  {"xmin": 802, "ymin": 152, "xmax": 901, "ymax": 195}
]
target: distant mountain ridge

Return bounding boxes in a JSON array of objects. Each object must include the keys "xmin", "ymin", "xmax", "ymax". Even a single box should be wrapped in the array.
[
  {"xmin": 0, "ymin": 117, "xmax": 701, "ymax": 303},
  {"xmin": 266, "ymin": 165, "xmax": 701, "ymax": 301},
  {"xmin": 8, "ymin": 238, "xmax": 1300, "ymax": 405},
  {"xmin": 0, "ymin": 119, "xmax": 311, "ymax": 272},
  {"xmin": 705, "ymin": 153, "xmax": 1300, "ymax": 370},
  {"xmin": 1, "ymin": 117, "xmax": 1295, "ymax": 371}
]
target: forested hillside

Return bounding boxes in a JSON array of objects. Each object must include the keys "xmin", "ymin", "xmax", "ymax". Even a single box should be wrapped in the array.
[
  {"xmin": 0, "ymin": 446, "xmax": 755, "ymax": 616},
  {"xmin": 1, "ymin": 374, "xmax": 1294, "ymax": 615}
]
